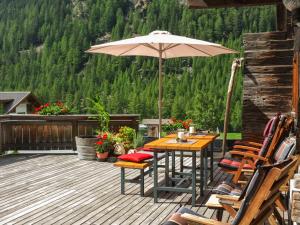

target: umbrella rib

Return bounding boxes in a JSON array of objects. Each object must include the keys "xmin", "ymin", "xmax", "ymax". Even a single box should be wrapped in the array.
[
  {"xmin": 163, "ymin": 44, "xmax": 181, "ymax": 51},
  {"xmin": 142, "ymin": 43, "xmax": 160, "ymax": 52},
  {"xmin": 118, "ymin": 45, "xmax": 141, "ymax": 56},
  {"xmin": 186, "ymin": 44, "xmax": 213, "ymax": 56}
]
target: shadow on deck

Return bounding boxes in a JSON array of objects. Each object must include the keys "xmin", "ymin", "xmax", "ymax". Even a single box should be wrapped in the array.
[{"xmin": 0, "ymin": 154, "xmax": 233, "ymax": 225}]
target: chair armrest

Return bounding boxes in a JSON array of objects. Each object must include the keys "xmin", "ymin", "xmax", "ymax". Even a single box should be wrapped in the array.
[
  {"xmin": 215, "ymin": 194, "xmax": 240, "ymax": 202},
  {"xmin": 234, "ymin": 141, "xmax": 262, "ymax": 148},
  {"xmin": 229, "ymin": 151, "xmax": 267, "ymax": 161},
  {"xmin": 232, "ymin": 145, "xmax": 260, "ymax": 152},
  {"xmin": 181, "ymin": 213, "xmax": 229, "ymax": 225}
]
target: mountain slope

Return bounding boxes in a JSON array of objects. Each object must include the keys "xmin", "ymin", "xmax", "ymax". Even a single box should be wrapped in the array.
[{"xmin": 0, "ymin": 0, "xmax": 276, "ymax": 131}]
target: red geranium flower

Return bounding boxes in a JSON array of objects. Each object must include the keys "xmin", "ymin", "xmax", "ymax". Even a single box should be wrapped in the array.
[
  {"xmin": 44, "ymin": 103, "xmax": 50, "ymax": 107},
  {"xmin": 102, "ymin": 133, "xmax": 108, "ymax": 140},
  {"xmin": 96, "ymin": 141, "xmax": 103, "ymax": 145}
]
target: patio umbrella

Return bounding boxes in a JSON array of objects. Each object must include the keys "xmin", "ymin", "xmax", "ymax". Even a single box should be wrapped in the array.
[{"xmin": 86, "ymin": 30, "xmax": 237, "ymax": 137}]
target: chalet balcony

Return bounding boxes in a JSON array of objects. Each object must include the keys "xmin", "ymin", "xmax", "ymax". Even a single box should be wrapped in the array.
[{"xmin": 0, "ymin": 153, "xmax": 232, "ymax": 225}]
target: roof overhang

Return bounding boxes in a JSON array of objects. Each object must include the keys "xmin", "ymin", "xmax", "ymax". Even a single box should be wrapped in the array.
[{"xmin": 187, "ymin": 0, "xmax": 282, "ymax": 9}]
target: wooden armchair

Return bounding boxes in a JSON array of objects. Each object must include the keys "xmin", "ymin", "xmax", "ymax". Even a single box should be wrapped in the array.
[
  {"xmin": 232, "ymin": 113, "xmax": 280, "ymax": 149},
  {"xmin": 218, "ymin": 115, "xmax": 293, "ymax": 183},
  {"xmin": 181, "ymin": 156, "xmax": 298, "ymax": 225}
]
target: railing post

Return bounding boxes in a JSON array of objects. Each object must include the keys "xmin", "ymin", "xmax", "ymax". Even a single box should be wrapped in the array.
[
  {"xmin": 72, "ymin": 120, "xmax": 79, "ymax": 150},
  {"xmin": 0, "ymin": 121, "xmax": 3, "ymax": 154},
  {"xmin": 133, "ymin": 115, "xmax": 139, "ymax": 132}
]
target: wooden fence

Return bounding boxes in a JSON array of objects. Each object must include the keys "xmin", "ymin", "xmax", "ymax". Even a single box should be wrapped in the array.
[{"xmin": 0, "ymin": 114, "xmax": 139, "ymax": 152}]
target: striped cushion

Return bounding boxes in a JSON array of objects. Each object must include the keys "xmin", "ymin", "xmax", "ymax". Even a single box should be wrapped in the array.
[
  {"xmin": 218, "ymin": 158, "xmax": 253, "ymax": 171},
  {"xmin": 273, "ymin": 136, "xmax": 296, "ymax": 162},
  {"xmin": 213, "ymin": 181, "xmax": 242, "ymax": 196}
]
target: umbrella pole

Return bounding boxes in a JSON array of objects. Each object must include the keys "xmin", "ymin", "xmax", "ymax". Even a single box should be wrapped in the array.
[
  {"xmin": 222, "ymin": 58, "xmax": 243, "ymax": 157},
  {"xmin": 158, "ymin": 44, "xmax": 163, "ymax": 138}
]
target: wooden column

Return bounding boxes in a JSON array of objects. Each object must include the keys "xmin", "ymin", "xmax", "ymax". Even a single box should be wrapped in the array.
[{"xmin": 277, "ymin": 3, "xmax": 288, "ymax": 31}]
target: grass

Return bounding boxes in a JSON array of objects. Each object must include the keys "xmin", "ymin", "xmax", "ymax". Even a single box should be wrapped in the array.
[{"xmin": 218, "ymin": 133, "xmax": 242, "ymax": 140}]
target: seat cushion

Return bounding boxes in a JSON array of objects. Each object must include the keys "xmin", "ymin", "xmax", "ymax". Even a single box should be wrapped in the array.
[
  {"xmin": 213, "ymin": 181, "xmax": 242, "ymax": 196},
  {"xmin": 118, "ymin": 153, "xmax": 153, "ymax": 163},
  {"xmin": 218, "ymin": 158, "xmax": 253, "ymax": 171}
]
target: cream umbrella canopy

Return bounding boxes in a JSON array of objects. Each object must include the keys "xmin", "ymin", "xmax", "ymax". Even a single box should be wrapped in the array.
[{"xmin": 86, "ymin": 30, "xmax": 237, "ymax": 137}]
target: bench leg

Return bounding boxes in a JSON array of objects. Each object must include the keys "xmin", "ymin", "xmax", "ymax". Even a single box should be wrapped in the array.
[
  {"xmin": 149, "ymin": 166, "xmax": 152, "ymax": 177},
  {"xmin": 140, "ymin": 169, "xmax": 144, "ymax": 196},
  {"xmin": 121, "ymin": 167, "xmax": 125, "ymax": 195}
]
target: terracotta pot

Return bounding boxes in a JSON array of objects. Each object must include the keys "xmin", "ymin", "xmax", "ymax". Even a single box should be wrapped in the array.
[{"xmin": 96, "ymin": 152, "xmax": 109, "ymax": 159}]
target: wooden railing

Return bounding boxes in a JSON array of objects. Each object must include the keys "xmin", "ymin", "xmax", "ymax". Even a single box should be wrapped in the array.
[{"xmin": 0, "ymin": 114, "xmax": 139, "ymax": 152}]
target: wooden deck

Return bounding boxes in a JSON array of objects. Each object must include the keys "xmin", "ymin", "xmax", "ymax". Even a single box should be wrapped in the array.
[{"xmin": 0, "ymin": 154, "xmax": 233, "ymax": 225}]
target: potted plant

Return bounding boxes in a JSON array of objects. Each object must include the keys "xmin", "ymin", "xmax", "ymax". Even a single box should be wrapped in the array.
[
  {"xmin": 35, "ymin": 102, "xmax": 70, "ymax": 115},
  {"xmin": 95, "ymin": 132, "xmax": 112, "ymax": 161},
  {"xmin": 75, "ymin": 97, "xmax": 110, "ymax": 160},
  {"xmin": 113, "ymin": 126, "xmax": 136, "ymax": 155}
]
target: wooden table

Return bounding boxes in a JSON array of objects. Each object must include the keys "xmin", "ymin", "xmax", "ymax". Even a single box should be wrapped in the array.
[
  {"xmin": 145, "ymin": 135, "xmax": 218, "ymax": 206},
  {"xmin": 165, "ymin": 133, "xmax": 218, "ymax": 185}
]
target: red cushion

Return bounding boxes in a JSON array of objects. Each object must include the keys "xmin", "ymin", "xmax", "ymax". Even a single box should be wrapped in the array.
[
  {"xmin": 118, "ymin": 153, "xmax": 153, "ymax": 163},
  {"xmin": 219, "ymin": 158, "xmax": 252, "ymax": 170}
]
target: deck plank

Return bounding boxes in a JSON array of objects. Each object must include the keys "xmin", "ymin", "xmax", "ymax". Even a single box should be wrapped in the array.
[{"xmin": 0, "ymin": 154, "xmax": 234, "ymax": 224}]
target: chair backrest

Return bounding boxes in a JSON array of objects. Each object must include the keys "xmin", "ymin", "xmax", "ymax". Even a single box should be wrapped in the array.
[
  {"xmin": 256, "ymin": 114, "xmax": 281, "ymax": 158},
  {"xmin": 257, "ymin": 115, "xmax": 294, "ymax": 164},
  {"xmin": 263, "ymin": 113, "xmax": 281, "ymax": 138},
  {"xmin": 231, "ymin": 156, "xmax": 297, "ymax": 225}
]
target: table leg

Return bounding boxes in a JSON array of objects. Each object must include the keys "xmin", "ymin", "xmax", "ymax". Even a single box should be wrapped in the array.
[
  {"xmin": 153, "ymin": 151, "xmax": 158, "ymax": 203},
  {"xmin": 200, "ymin": 150, "xmax": 204, "ymax": 196},
  {"xmin": 165, "ymin": 151, "xmax": 169, "ymax": 186},
  {"xmin": 192, "ymin": 151, "xmax": 196, "ymax": 207},
  {"xmin": 204, "ymin": 147, "xmax": 208, "ymax": 187},
  {"xmin": 172, "ymin": 151, "xmax": 175, "ymax": 178},
  {"xmin": 180, "ymin": 151, "xmax": 184, "ymax": 173},
  {"xmin": 210, "ymin": 142, "xmax": 214, "ymax": 182}
]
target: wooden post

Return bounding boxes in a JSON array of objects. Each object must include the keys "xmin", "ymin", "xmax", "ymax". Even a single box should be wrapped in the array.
[
  {"xmin": 158, "ymin": 44, "xmax": 163, "ymax": 138},
  {"xmin": 277, "ymin": 3, "xmax": 288, "ymax": 31},
  {"xmin": 293, "ymin": 28, "xmax": 300, "ymax": 154},
  {"xmin": 72, "ymin": 120, "xmax": 79, "ymax": 150},
  {"xmin": 222, "ymin": 58, "xmax": 244, "ymax": 156},
  {"xmin": 0, "ymin": 121, "xmax": 3, "ymax": 154}
]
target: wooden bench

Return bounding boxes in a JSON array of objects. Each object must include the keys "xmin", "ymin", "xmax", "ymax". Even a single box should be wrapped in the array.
[{"xmin": 114, "ymin": 161, "xmax": 152, "ymax": 196}]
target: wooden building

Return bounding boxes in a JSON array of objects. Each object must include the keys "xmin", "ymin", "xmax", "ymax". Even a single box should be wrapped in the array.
[
  {"xmin": 187, "ymin": 0, "xmax": 296, "ymax": 142},
  {"xmin": 0, "ymin": 92, "xmax": 40, "ymax": 114},
  {"xmin": 142, "ymin": 118, "xmax": 172, "ymax": 137}
]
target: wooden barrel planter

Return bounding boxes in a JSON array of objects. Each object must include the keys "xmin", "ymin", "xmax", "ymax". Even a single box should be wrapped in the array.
[{"xmin": 75, "ymin": 136, "xmax": 98, "ymax": 160}]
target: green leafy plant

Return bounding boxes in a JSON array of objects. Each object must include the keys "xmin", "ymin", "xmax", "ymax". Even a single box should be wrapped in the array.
[
  {"xmin": 133, "ymin": 133, "xmax": 145, "ymax": 148},
  {"xmin": 35, "ymin": 102, "xmax": 70, "ymax": 115},
  {"xmin": 86, "ymin": 96, "xmax": 110, "ymax": 132},
  {"xmin": 117, "ymin": 126, "xmax": 136, "ymax": 150}
]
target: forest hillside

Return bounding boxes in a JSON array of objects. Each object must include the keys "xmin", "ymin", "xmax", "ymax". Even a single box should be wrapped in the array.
[{"xmin": 0, "ymin": 0, "xmax": 276, "ymax": 131}]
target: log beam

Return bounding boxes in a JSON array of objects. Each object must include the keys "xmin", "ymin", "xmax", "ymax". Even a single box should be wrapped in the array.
[{"xmin": 187, "ymin": 0, "xmax": 281, "ymax": 9}]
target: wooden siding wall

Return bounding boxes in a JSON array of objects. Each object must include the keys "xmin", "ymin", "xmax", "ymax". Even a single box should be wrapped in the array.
[
  {"xmin": 242, "ymin": 31, "xmax": 293, "ymax": 141},
  {"xmin": 0, "ymin": 114, "xmax": 139, "ymax": 152}
]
